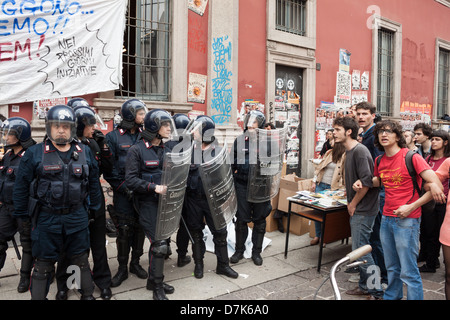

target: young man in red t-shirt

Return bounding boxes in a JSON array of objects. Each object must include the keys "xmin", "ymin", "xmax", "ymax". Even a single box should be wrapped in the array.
[{"xmin": 355, "ymin": 119, "xmax": 444, "ymax": 300}]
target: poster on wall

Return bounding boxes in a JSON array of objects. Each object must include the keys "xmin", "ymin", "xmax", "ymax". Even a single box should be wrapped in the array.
[
  {"xmin": 351, "ymin": 91, "xmax": 368, "ymax": 106},
  {"xmin": 339, "ymin": 49, "xmax": 351, "ymax": 73},
  {"xmin": 0, "ymin": 0, "xmax": 128, "ymax": 105},
  {"xmin": 335, "ymin": 71, "xmax": 352, "ymax": 108},
  {"xmin": 34, "ymin": 98, "xmax": 68, "ymax": 119},
  {"xmin": 352, "ymin": 70, "xmax": 361, "ymax": 90},
  {"xmin": 361, "ymin": 71, "xmax": 370, "ymax": 90},
  {"xmin": 188, "ymin": 73, "xmax": 207, "ymax": 104},
  {"xmin": 188, "ymin": 0, "xmax": 208, "ymax": 16},
  {"xmin": 237, "ymin": 100, "xmax": 264, "ymax": 128}
]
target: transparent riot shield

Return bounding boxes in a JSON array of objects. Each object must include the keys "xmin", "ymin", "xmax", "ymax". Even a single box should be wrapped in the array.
[
  {"xmin": 155, "ymin": 145, "xmax": 193, "ymax": 241},
  {"xmin": 199, "ymin": 144, "xmax": 237, "ymax": 230},
  {"xmin": 247, "ymin": 127, "xmax": 287, "ymax": 203}
]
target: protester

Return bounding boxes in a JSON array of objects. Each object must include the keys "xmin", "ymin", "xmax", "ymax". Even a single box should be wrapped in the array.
[
  {"xmin": 355, "ymin": 119, "xmax": 445, "ymax": 300},
  {"xmin": 403, "ymin": 130, "xmax": 418, "ymax": 152},
  {"xmin": 310, "ymin": 141, "xmax": 346, "ymax": 245},
  {"xmin": 332, "ymin": 116, "xmax": 383, "ymax": 300},
  {"xmin": 355, "ymin": 102, "xmax": 387, "ymax": 288},
  {"xmin": 414, "ymin": 123, "xmax": 432, "ymax": 158},
  {"xmin": 419, "ymin": 130, "xmax": 450, "ymax": 273}
]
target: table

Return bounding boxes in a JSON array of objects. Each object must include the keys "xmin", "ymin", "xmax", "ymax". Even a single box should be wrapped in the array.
[{"xmin": 284, "ymin": 196, "xmax": 351, "ymax": 272}]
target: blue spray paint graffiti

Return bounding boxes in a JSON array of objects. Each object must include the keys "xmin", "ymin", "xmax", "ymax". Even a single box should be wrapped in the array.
[{"xmin": 211, "ymin": 35, "xmax": 232, "ymax": 124}]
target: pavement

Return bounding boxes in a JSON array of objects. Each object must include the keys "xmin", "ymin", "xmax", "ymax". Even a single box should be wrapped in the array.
[{"xmin": 0, "ymin": 226, "xmax": 446, "ymax": 301}]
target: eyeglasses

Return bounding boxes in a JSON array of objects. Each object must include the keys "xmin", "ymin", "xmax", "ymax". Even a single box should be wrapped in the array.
[{"xmin": 378, "ymin": 129, "xmax": 394, "ymax": 135}]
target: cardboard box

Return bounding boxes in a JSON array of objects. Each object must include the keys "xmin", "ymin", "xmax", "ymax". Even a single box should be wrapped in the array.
[
  {"xmin": 277, "ymin": 174, "xmax": 313, "ymax": 213},
  {"xmin": 282, "ymin": 212, "xmax": 312, "ymax": 236}
]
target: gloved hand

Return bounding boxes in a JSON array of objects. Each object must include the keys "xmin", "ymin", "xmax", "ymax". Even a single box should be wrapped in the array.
[{"xmin": 93, "ymin": 129, "xmax": 106, "ymax": 147}]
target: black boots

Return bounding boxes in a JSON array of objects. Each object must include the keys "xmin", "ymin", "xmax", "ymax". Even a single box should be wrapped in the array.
[
  {"xmin": 230, "ymin": 220, "xmax": 248, "ymax": 264},
  {"xmin": 191, "ymin": 230, "xmax": 205, "ymax": 279},
  {"xmin": 214, "ymin": 231, "xmax": 238, "ymax": 279},
  {"xmin": 231, "ymin": 219, "xmax": 266, "ymax": 266},
  {"xmin": 251, "ymin": 220, "xmax": 266, "ymax": 266},
  {"xmin": 111, "ymin": 226, "xmax": 147, "ymax": 287},
  {"xmin": 147, "ymin": 240, "xmax": 173, "ymax": 300}
]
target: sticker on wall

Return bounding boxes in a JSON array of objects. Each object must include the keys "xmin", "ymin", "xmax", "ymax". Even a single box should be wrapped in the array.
[
  {"xmin": 188, "ymin": 0, "xmax": 209, "ymax": 16},
  {"xmin": 188, "ymin": 72, "xmax": 207, "ymax": 104},
  {"xmin": 339, "ymin": 49, "xmax": 351, "ymax": 73}
]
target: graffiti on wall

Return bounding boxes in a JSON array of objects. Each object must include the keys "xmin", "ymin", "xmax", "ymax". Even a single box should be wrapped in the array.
[{"xmin": 211, "ymin": 35, "xmax": 232, "ymax": 124}]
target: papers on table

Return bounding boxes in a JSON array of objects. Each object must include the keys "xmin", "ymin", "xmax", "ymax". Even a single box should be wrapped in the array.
[{"xmin": 294, "ymin": 190, "xmax": 347, "ymax": 208}]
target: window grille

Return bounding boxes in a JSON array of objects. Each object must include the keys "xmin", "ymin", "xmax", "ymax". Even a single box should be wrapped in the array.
[
  {"xmin": 276, "ymin": 0, "xmax": 307, "ymax": 36},
  {"xmin": 438, "ymin": 48, "xmax": 450, "ymax": 118},
  {"xmin": 116, "ymin": 0, "xmax": 171, "ymax": 101},
  {"xmin": 377, "ymin": 28, "xmax": 394, "ymax": 116}
]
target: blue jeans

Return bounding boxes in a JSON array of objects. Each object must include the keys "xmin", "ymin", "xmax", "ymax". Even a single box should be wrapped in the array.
[
  {"xmin": 350, "ymin": 214, "xmax": 383, "ymax": 297},
  {"xmin": 380, "ymin": 216, "xmax": 423, "ymax": 300},
  {"xmin": 314, "ymin": 182, "xmax": 330, "ymax": 238},
  {"xmin": 370, "ymin": 188, "xmax": 388, "ymax": 284}
]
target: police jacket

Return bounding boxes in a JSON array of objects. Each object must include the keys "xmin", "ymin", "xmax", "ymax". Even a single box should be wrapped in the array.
[
  {"xmin": 232, "ymin": 132, "xmax": 255, "ymax": 184},
  {"xmin": 104, "ymin": 126, "xmax": 141, "ymax": 193},
  {"xmin": 0, "ymin": 148, "xmax": 26, "ymax": 205},
  {"xmin": 186, "ymin": 141, "xmax": 221, "ymax": 197},
  {"xmin": 125, "ymin": 138, "xmax": 171, "ymax": 202},
  {"xmin": 12, "ymin": 140, "xmax": 102, "ymax": 234},
  {"xmin": 81, "ymin": 137, "xmax": 113, "ymax": 177}
]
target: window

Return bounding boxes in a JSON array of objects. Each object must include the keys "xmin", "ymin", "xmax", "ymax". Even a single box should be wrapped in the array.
[
  {"xmin": 437, "ymin": 48, "xmax": 450, "ymax": 118},
  {"xmin": 276, "ymin": 0, "xmax": 307, "ymax": 36},
  {"xmin": 377, "ymin": 28, "xmax": 395, "ymax": 116},
  {"xmin": 117, "ymin": 0, "xmax": 171, "ymax": 101}
]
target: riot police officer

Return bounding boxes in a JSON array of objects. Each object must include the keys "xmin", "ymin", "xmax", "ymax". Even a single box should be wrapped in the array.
[
  {"xmin": 104, "ymin": 99, "xmax": 148, "ymax": 287},
  {"xmin": 184, "ymin": 115, "xmax": 238, "ymax": 280},
  {"xmin": 55, "ymin": 104, "xmax": 113, "ymax": 300},
  {"xmin": 0, "ymin": 117, "xmax": 36, "ymax": 293},
  {"xmin": 166, "ymin": 113, "xmax": 192, "ymax": 268},
  {"xmin": 230, "ymin": 110, "xmax": 272, "ymax": 266},
  {"xmin": 125, "ymin": 109, "xmax": 176, "ymax": 300},
  {"xmin": 12, "ymin": 105, "xmax": 102, "ymax": 300}
]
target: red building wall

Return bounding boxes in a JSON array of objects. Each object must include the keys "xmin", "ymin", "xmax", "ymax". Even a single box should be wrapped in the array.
[
  {"xmin": 187, "ymin": 6, "xmax": 209, "ymax": 114},
  {"xmin": 237, "ymin": 0, "xmax": 267, "ymax": 112},
  {"xmin": 315, "ymin": 0, "xmax": 450, "ymax": 113}
]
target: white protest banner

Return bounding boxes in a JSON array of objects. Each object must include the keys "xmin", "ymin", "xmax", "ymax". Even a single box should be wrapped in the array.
[{"xmin": 0, "ymin": 0, "xmax": 127, "ymax": 104}]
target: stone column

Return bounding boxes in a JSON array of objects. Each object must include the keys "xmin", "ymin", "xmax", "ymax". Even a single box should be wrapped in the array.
[{"xmin": 207, "ymin": 0, "xmax": 241, "ymax": 146}]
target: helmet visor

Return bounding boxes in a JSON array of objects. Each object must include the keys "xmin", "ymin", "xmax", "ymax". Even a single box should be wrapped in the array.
[
  {"xmin": 0, "ymin": 125, "xmax": 20, "ymax": 148},
  {"xmin": 245, "ymin": 114, "xmax": 263, "ymax": 130},
  {"xmin": 46, "ymin": 120, "xmax": 76, "ymax": 144}
]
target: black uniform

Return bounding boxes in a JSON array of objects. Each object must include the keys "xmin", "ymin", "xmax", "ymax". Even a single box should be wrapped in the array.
[
  {"xmin": 0, "ymin": 148, "xmax": 33, "ymax": 292},
  {"xmin": 231, "ymin": 132, "xmax": 272, "ymax": 265},
  {"xmin": 125, "ymin": 137, "xmax": 175, "ymax": 298},
  {"xmin": 55, "ymin": 132, "xmax": 113, "ymax": 298},
  {"xmin": 13, "ymin": 140, "xmax": 102, "ymax": 300},
  {"xmin": 105, "ymin": 126, "xmax": 148, "ymax": 285},
  {"xmin": 184, "ymin": 141, "xmax": 238, "ymax": 279}
]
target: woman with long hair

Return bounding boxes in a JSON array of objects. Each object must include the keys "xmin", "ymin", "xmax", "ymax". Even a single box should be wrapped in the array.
[
  {"xmin": 419, "ymin": 130, "xmax": 450, "ymax": 274},
  {"xmin": 310, "ymin": 141, "xmax": 346, "ymax": 245}
]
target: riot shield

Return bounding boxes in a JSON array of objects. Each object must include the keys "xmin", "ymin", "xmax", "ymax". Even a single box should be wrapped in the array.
[
  {"xmin": 155, "ymin": 144, "xmax": 192, "ymax": 241},
  {"xmin": 247, "ymin": 127, "xmax": 287, "ymax": 203},
  {"xmin": 199, "ymin": 144, "xmax": 237, "ymax": 230}
]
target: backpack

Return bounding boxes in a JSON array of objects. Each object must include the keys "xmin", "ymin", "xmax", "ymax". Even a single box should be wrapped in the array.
[{"xmin": 376, "ymin": 149, "xmax": 435, "ymax": 211}]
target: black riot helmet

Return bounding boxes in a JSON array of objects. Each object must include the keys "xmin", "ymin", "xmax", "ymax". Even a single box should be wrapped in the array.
[
  {"xmin": 120, "ymin": 99, "xmax": 148, "ymax": 130},
  {"xmin": 74, "ymin": 106, "xmax": 102, "ymax": 138},
  {"xmin": 189, "ymin": 115, "xmax": 215, "ymax": 144},
  {"xmin": 142, "ymin": 109, "xmax": 177, "ymax": 141},
  {"xmin": 45, "ymin": 105, "xmax": 77, "ymax": 145},
  {"xmin": 0, "ymin": 117, "xmax": 36, "ymax": 149},
  {"xmin": 67, "ymin": 97, "xmax": 90, "ymax": 109},
  {"xmin": 244, "ymin": 110, "xmax": 266, "ymax": 131},
  {"xmin": 172, "ymin": 113, "xmax": 190, "ymax": 130}
]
